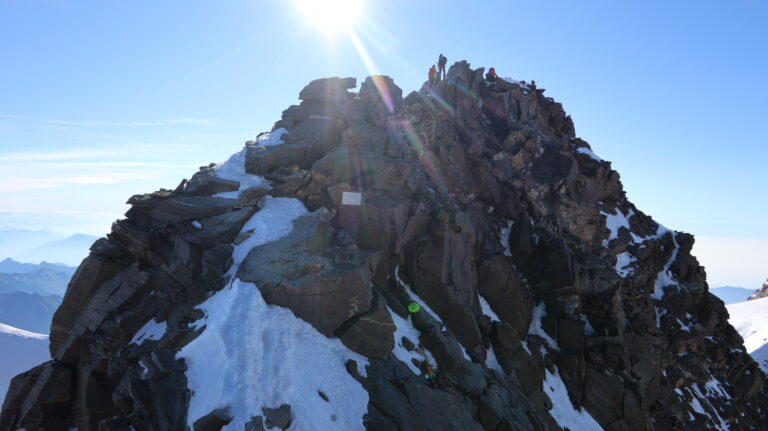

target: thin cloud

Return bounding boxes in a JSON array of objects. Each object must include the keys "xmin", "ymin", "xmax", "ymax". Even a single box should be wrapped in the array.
[
  {"xmin": 0, "ymin": 113, "xmax": 252, "ymax": 128},
  {"xmin": 0, "ymin": 174, "xmax": 161, "ymax": 193}
]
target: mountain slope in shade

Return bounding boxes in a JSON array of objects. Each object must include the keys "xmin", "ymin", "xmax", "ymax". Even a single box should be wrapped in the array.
[
  {"xmin": 0, "ymin": 292, "xmax": 62, "ymax": 334},
  {"xmin": 12, "ymin": 234, "xmax": 99, "ymax": 267},
  {"xmin": 726, "ymin": 296, "xmax": 768, "ymax": 373},
  {"xmin": 0, "ymin": 324, "xmax": 48, "ymax": 404},
  {"xmin": 710, "ymin": 286, "xmax": 755, "ymax": 305}
]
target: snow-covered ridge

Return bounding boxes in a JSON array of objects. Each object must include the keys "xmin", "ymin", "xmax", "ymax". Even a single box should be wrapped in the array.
[{"xmin": 0, "ymin": 322, "xmax": 47, "ymax": 339}]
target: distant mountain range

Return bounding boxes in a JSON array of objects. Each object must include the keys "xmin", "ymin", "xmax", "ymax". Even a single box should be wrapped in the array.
[
  {"xmin": 0, "ymin": 323, "xmax": 49, "ymax": 402},
  {"xmin": 0, "ymin": 229, "xmax": 62, "ymax": 260},
  {"xmin": 9, "ymin": 233, "xmax": 99, "ymax": 266},
  {"xmin": 0, "ymin": 259, "xmax": 75, "ymax": 297},
  {"xmin": 710, "ymin": 285, "xmax": 757, "ymax": 305},
  {"xmin": 0, "ymin": 258, "xmax": 74, "ymax": 335}
]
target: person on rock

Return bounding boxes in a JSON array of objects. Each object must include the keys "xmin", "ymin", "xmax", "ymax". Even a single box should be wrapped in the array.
[
  {"xmin": 485, "ymin": 67, "xmax": 498, "ymax": 82},
  {"xmin": 438, "ymin": 54, "xmax": 447, "ymax": 80},
  {"xmin": 428, "ymin": 65, "xmax": 437, "ymax": 88}
]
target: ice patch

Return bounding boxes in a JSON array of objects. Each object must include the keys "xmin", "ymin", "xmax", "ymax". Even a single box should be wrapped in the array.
[
  {"xmin": 179, "ymin": 280, "xmax": 369, "ymax": 431},
  {"xmin": 576, "ymin": 147, "xmax": 603, "ymax": 162},
  {"xmin": 130, "ymin": 319, "xmax": 167, "ymax": 345},
  {"xmin": 213, "ymin": 146, "xmax": 270, "ymax": 199},
  {"xmin": 543, "ymin": 367, "xmax": 603, "ymax": 431},
  {"xmin": 191, "ymin": 220, "xmax": 202, "ymax": 229}
]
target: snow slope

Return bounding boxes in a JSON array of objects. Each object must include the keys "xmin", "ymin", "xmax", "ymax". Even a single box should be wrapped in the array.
[
  {"xmin": 726, "ymin": 296, "xmax": 768, "ymax": 373},
  {"xmin": 0, "ymin": 323, "xmax": 49, "ymax": 402},
  {"xmin": 176, "ymin": 145, "xmax": 369, "ymax": 430}
]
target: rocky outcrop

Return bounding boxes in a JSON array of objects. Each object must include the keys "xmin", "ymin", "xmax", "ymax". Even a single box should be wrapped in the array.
[
  {"xmin": 2, "ymin": 62, "xmax": 766, "ymax": 431},
  {"xmin": 747, "ymin": 278, "xmax": 768, "ymax": 300}
]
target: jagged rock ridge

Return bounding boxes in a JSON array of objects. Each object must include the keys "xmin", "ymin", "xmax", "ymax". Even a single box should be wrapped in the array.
[
  {"xmin": 748, "ymin": 278, "xmax": 768, "ymax": 300},
  {"xmin": 1, "ymin": 61, "xmax": 766, "ymax": 431}
]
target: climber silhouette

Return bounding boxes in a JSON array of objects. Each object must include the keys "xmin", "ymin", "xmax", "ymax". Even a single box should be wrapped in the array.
[
  {"xmin": 428, "ymin": 65, "xmax": 437, "ymax": 88},
  {"xmin": 485, "ymin": 67, "xmax": 498, "ymax": 82},
  {"xmin": 438, "ymin": 54, "xmax": 447, "ymax": 80}
]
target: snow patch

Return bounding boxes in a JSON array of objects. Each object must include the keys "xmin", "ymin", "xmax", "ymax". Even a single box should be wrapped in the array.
[
  {"xmin": 179, "ymin": 280, "xmax": 369, "ymax": 431},
  {"xmin": 485, "ymin": 344, "xmax": 504, "ymax": 374},
  {"xmin": 652, "ymin": 231, "xmax": 680, "ymax": 300},
  {"xmin": 130, "ymin": 319, "xmax": 167, "ymax": 345},
  {"xmin": 615, "ymin": 251, "xmax": 636, "ymax": 278},
  {"xmin": 479, "ymin": 296, "xmax": 501, "ymax": 323},
  {"xmin": 543, "ymin": 367, "xmax": 603, "ymax": 431},
  {"xmin": 387, "ymin": 307, "xmax": 437, "ymax": 376},
  {"xmin": 213, "ymin": 146, "xmax": 270, "ymax": 199},
  {"xmin": 576, "ymin": 147, "xmax": 603, "ymax": 162},
  {"xmin": 227, "ymin": 197, "xmax": 308, "ymax": 277},
  {"xmin": 498, "ymin": 220, "xmax": 513, "ymax": 257},
  {"xmin": 191, "ymin": 220, "xmax": 202, "ymax": 229},
  {"xmin": 525, "ymin": 303, "xmax": 559, "ymax": 353},
  {"xmin": 255, "ymin": 128, "xmax": 289, "ymax": 146},
  {"xmin": 601, "ymin": 208, "xmax": 631, "ymax": 244},
  {"xmin": 395, "ymin": 266, "xmax": 442, "ymax": 324}
]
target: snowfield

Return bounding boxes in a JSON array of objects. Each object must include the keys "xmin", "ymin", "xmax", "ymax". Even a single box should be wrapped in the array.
[{"xmin": 726, "ymin": 296, "xmax": 768, "ymax": 373}]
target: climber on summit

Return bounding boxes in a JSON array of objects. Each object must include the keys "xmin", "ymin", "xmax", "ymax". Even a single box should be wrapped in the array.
[
  {"xmin": 485, "ymin": 67, "xmax": 498, "ymax": 82},
  {"xmin": 438, "ymin": 54, "xmax": 447, "ymax": 80},
  {"xmin": 428, "ymin": 65, "xmax": 437, "ymax": 88}
]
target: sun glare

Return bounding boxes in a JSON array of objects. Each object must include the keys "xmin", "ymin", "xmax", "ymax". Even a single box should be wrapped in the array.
[{"xmin": 297, "ymin": 0, "xmax": 364, "ymax": 35}]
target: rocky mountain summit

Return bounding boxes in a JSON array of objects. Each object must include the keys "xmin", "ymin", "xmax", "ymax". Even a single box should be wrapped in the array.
[
  {"xmin": 748, "ymin": 278, "xmax": 768, "ymax": 301},
  {"xmin": 2, "ymin": 61, "xmax": 766, "ymax": 431}
]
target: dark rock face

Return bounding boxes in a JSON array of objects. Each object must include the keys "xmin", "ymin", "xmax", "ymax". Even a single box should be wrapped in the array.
[
  {"xmin": 2, "ymin": 67, "xmax": 766, "ymax": 431},
  {"xmin": 747, "ymin": 278, "xmax": 768, "ymax": 300}
]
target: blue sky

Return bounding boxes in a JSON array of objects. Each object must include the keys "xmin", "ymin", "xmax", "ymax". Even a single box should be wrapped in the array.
[{"xmin": 0, "ymin": 0, "xmax": 766, "ymax": 286}]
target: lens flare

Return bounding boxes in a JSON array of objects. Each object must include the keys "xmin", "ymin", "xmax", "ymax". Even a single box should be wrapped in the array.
[{"xmin": 297, "ymin": 0, "xmax": 364, "ymax": 35}]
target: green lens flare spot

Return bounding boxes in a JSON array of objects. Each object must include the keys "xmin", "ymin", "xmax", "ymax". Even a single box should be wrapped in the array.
[{"xmin": 408, "ymin": 302, "xmax": 421, "ymax": 313}]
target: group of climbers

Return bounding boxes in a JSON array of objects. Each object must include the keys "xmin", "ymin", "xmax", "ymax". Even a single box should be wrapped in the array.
[
  {"xmin": 427, "ymin": 53, "xmax": 448, "ymax": 88},
  {"xmin": 425, "ymin": 54, "xmax": 501, "ymax": 89}
]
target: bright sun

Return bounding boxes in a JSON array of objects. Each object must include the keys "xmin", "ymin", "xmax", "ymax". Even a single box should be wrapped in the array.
[{"xmin": 297, "ymin": 0, "xmax": 364, "ymax": 35}]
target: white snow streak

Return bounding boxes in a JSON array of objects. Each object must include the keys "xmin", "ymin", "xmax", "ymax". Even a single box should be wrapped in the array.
[
  {"xmin": 479, "ymin": 296, "xmax": 501, "ymax": 323},
  {"xmin": 543, "ymin": 367, "xmax": 603, "ymax": 431},
  {"xmin": 0, "ymin": 323, "xmax": 47, "ymax": 340},
  {"xmin": 395, "ymin": 266, "xmax": 442, "ymax": 324}
]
